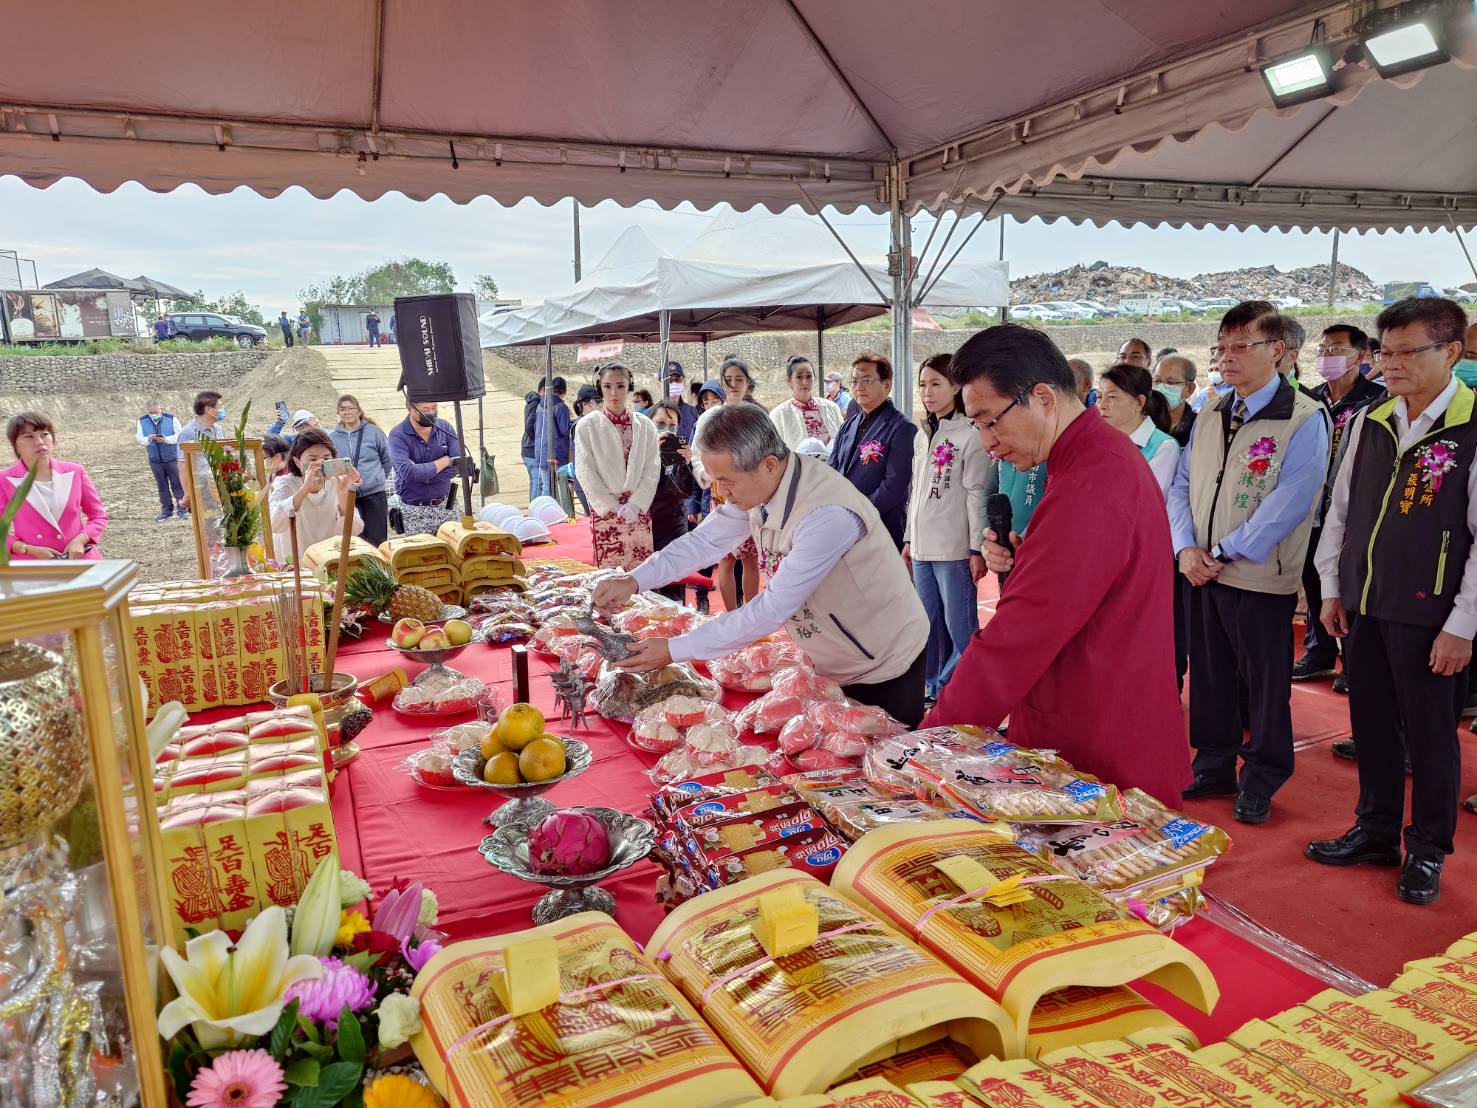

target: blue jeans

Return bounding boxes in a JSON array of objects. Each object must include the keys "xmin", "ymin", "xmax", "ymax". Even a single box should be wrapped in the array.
[
  {"xmin": 912, "ymin": 558, "xmax": 979, "ymax": 697},
  {"xmin": 523, "ymin": 456, "xmax": 544, "ymax": 499}
]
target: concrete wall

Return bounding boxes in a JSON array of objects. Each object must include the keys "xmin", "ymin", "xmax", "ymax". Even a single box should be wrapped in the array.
[
  {"xmin": 0, "ymin": 349, "xmax": 272, "ymax": 393},
  {"xmin": 489, "ymin": 311, "xmax": 1368, "ymax": 399}
]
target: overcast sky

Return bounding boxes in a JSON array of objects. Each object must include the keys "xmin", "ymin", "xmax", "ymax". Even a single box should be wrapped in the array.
[{"xmin": 2, "ymin": 174, "xmax": 1474, "ymax": 312}]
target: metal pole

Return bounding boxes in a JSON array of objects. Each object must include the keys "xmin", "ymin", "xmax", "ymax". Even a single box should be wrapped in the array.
[
  {"xmin": 1327, "ymin": 228, "xmax": 1340, "ymax": 308},
  {"xmin": 795, "ymin": 179, "xmax": 892, "ymax": 305},
  {"xmin": 816, "ymin": 310, "xmax": 825, "ymax": 374},
  {"xmin": 477, "ymin": 395, "xmax": 487, "ymax": 507},
  {"xmin": 1448, "ymin": 215, "xmax": 1477, "ymax": 284},
  {"xmin": 998, "ymin": 217, "xmax": 1008, "ymax": 325},
  {"xmin": 702, "ymin": 338, "xmax": 709, "ymax": 377},
  {"xmin": 542, "ymin": 337, "xmax": 555, "ymax": 504},
  {"xmin": 658, "ymin": 309, "xmax": 671, "ymax": 391},
  {"xmin": 572, "ymin": 200, "xmax": 582, "ymax": 283},
  {"xmin": 452, "ymin": 400, "xmax": 474, "ymax": 523},
  {"xmin": 888, "ymin": 163, "xmax": 914, "ymax": 414}
]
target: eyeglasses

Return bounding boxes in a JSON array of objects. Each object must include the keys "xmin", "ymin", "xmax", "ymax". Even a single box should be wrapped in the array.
[
  {"xmin": 849, "ymin": 375, "xmax": 884, "ymax": 388},
  {"xmin": 976, "ymin": 393, "xmax": 1028, "ymax": 434},
  {"xmin": 1371, "ymin": 341, "xmax": 1453, "ymax": 366},
  {"xmin": 1209, "ymin": 339, "xmax": 1277, "ymax": 359},
  {"xmin": 1313, "ymin": 345, "xmax": 1358, "ymax": 357}
]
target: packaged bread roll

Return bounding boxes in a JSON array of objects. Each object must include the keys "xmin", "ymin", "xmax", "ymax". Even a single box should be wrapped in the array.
[
  {"xmin": 410, "ymin": 912, "xmax": 763, "ymax": 1108},
  {"xmin": 831, "ymin": 823, "xmax": 1218, "ymax": 1057},
  {"xmin": 648, "ymin": 871, "xmax": 1013, "ymax": 1099}
]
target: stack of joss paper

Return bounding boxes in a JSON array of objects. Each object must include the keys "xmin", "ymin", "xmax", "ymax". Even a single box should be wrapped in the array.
[
  {"xmin": 440, "ymin": 520, "xmax": 526, "ymax": 600},
  {"xmin": 648, "ymin": 871, "xmax": 1012, "ymax": 1099},
  {"xmin": 410, "ymin": 913, "xmax": 764, "ymax": 1107},
  {"xmin": 301, "ymin": 534, "xmax": 387, "ymax": 576},
  {"xmin": 381, "ymin": 534, "xmax": 460, "ymax": 602},
  {"xmin": 830, "ymin": 822, "xmax": 1218, "ymax": 1057}
]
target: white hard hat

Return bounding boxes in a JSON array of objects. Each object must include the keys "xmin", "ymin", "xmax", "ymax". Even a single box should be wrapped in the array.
[
  {"xmin": 478, "ymin": 503, "xmax": 523, "ymax": 527},
  {"xmin": 528, "ymin": 496, "xmax": 567, "ymax": 525},
  {"xmin": 795, "ymin": 437, "xmax": 830, "ymax": 461},
  {"xmin": 512, "ymin": 517, "xmax": 553, "ymax": 544}
]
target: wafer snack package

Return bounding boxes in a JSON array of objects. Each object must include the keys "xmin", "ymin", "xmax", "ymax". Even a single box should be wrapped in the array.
[
  {"xmin": 1026, "ymin": 985, "xmax": 1195, "ymax": 1058},
  {"xmin": 652, "ymin": 767, "xmax": 786, "ymax": 820},
  {"xmin": 648, "ymin": 871, "xmax": 1013, "ymax": 1099},
  {"xmin": 1223, "ymin": 1018, "xmax": 1401, "ymax": 1105},
  {"xmin": 831, "ymin": 823, "xmax": 1217, "ymax": 1056},
  {"xmin": 1304, "ymin": 987, "xmax": 1477, "ymax": 1073},
  {"xmin": 907, "ymin": 742, "xmax": 1123, "ymax": 825},
  {"xmin": 670, "ymin": 783, "xmax": 799, "ymax": 832},
  {"xmin": 1016, "ymin": 789, "xmax": 1229, "ymax": 898},
  {"xmin": 1268, "ymin": 1005, "xmax": 1438, "ymax": 1093},
  {"xmin": 863, "ymin": 728, "xmax": 1000, "ymax": 797},
  {"xmin": 786, "ymin": 770, "xmax": 982, "ymax": 842},
  {"xmin": 956, "ymin": 1058, "xmax": 1111, "ymax": 1106},
  {"xmin": 411, "ymin": 913, "xmax": 762, "ymax": 1108},
  {"xmin": 705, "ymin": 828, "xmax": 850, "ymax": 890}
]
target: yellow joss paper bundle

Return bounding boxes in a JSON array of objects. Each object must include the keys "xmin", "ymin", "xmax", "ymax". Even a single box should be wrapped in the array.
[
  {"xmin": 460, "ymin": 553, "xmax": 526, "ymax": 587},
  {"xmin": 830, "ymin": 823, "xmax": 1217, "ymax": 1057},
  {"xmin": 648, "ymin": 871, "xmax": 1013, "ymax": 1099},
  {"xmin": 1026, "ymin": 985, "xmax": 1194, "ymax": 1058},
  {"xmin": 439, "ymin": 519, "xmax": 521, "ymax": 558},
  {"xmin": 302, "ymin": 535, "xmax": 388, "ymax": 575},
  {"xmin": 410, "ymin": 913, "xmax": 763, "ymax": 1108},
  {"xmin": 398, "ymin": 566, "xmax": 458, "ymax": 592},
  {"xmin": 1221, "ymin": 1018, "xmax": 1402, "ymax": 1105},
  {"xmin": 825, "ymin": 1077, "xmax": 924, "ymax": 1105},
  {"xmin": 1038, "ymin": 1039, "xmax": 1225, "ymax": 1108},
  {"xmin": 842, "ymin": 1039, "xmax": 974, "ymax": 1088},
  {"xmin": 380, "ymin": 534, "xmax": 453, "ymax": 571},
  {"xmin": 956, "ymin": 1058, "xmax": 1110, "ymax": 1106}
]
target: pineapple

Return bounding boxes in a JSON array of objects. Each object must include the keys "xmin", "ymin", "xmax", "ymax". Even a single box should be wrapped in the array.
[{"xmin": 345, "ymin": 557, "xmax": 443, "ymax": 621}]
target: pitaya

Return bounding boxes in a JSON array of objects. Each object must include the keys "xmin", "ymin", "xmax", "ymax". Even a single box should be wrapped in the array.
[{"xmin": 527, "ymin": 810, "xmax": 612, "ymax": 876}]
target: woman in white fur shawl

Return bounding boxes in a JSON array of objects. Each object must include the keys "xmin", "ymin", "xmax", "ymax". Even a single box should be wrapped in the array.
[{"xmin": 573, "ymin": 362, "xmax": 660, "ymax": 569}]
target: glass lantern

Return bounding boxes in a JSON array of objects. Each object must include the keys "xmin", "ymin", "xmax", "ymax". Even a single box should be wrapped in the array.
[
  {"xmin": 0, "ymin": 559, "xmax": 169, "ymax": 1106},
  {"xmin": 180, "ymin": 439, "xmax": 276, "ymax": 579}
]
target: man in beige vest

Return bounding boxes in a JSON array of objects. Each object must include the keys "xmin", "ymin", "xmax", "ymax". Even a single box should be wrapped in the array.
[
  {"xmin": 592, "ymin": 404, "xmax": 930, "ymax": 725},
  {"xmin": 1167, "ymin": 301, "xmax": 1329, "ymax": 825}
]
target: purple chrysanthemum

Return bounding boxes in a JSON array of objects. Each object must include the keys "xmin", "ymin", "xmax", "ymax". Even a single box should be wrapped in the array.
[{"xmin": 284, "ymin": 957, "xmax": 375, "ymax": 1029}]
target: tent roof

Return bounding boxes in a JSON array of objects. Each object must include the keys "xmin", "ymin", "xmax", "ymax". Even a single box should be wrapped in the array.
[
  {"xmin": 5, "ymin": 0, "xmax": 1472, "ymax": 231},
  {"xmin": 480, "ymin": 209, "xmax": 1007, "ymax": 347},
  {"xmin": 41, "ymin": 268, "xmax": 192, "ymax": 297}
]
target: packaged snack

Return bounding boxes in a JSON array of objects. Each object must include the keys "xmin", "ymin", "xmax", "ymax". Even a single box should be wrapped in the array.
[
  {"xmin": 392, "ymin": 673, "xmax": 486, "ymax": 716},
  {"xmin": 649, "ymin": 742, "xmax": 769, "ymax": 787},
  {"xmin": 482, "ymin": 621, "xmax": 535, "ymax": 645},
  {"xmin": 592, "ymin": 661, "xmax": 721, "ymax": 720},
  {"xmin": 864, "ymin": 727, "xmax": 998, "ymax": 797},
  {"xmin": 427, "ymin": 721, "xmax": 492, "ymax": 753},
  {"xmin": 687, "ymin": 801, "xmax": 827, "ymax": 862},
  {"xmin": 709, "ymin": 638, "xmax": 805, "ymax": 692},
  {"xmin": 400, "ymin": 747, "xmax": 457, "ymax": 788},
  {"xmin": 670, "ymin": 783, "xmax": 799, "ymax": 831},
  {"xmin": 1016, "ymin": 788, "xmax": 1229, "ymax": 897},
  {"xmin": 651, "ymin": 767, "xmax": 785, "ymax": 819},
  {"xmin": 908, "ymin": 742, "xmax": 1124, "ymax": 825}
]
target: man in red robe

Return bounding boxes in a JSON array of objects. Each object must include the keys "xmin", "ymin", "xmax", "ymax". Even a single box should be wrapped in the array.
[{"xmin": 922, "ymin": 325, "xmax": 1191, "ymax": 804}]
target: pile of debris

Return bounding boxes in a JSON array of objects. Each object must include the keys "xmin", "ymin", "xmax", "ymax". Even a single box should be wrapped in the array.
[{"xmin": 1010, "ymin": 260, "xmax": 1379, "ymax": 305}]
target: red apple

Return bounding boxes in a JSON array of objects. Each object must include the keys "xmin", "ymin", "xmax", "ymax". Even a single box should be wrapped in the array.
[{"xmin": 391, "ymin": 617, "xmax": 426, "ymax": 649}]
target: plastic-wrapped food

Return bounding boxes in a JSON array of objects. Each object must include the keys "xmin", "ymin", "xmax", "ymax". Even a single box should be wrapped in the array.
[
  {"xmin": 772, "ymin": 664, "xmax": 845, "ymax": 701},
  {"xmin": 547, "ymin": 633, "xmax": 599, "ymax": 662},
  {"xmin": 649, "ymin": 741, "xmax": 767, "ymax": 786},
  {"xmin": 783, "ymin": 769, "xmax": 978, "ymax": 841},
  {"xmin": 480, "ymin": 621, "xmax": 535, "ymax": 645},
  {"xmin": 908, "ymin": 739, "xmax": 1125, "ymax": 824},
  {"xmin": 468, "ymin": 592, "xmax": 536, "ymax": 619},
  {"xmin": 614, "ymin": 600, "xmax": 705, "ymax": 640},
  {"xmin": 863, "ymin": 726, "xmax": 1011, "ymax": 796},
  {"xmin": 392, "ymin": 674, "xmax": 485, "ymax": 716},
  {"xmin": 649, "ymin": 766, "xmax": 785, "ymax": 820},
  {"xmin": 630, "ymin": 699, "xmax": 735, "ymax": 755},
  {"xmin": 733, "ymin": 665, "xmax": 843, "ymax": 734},
  {"xmin": 1016, "ymin": 787, "xmax": 1230, "ymax": 896},
  {"xmin": 708, "ymin": 637, "xmax": 805, "ymax": 692},
  {"xmin": 591, "ymin": 661, "xmax": 720, "ymax": 720},
  {"xmin": 428, "ymin": 721, "xmax": 493, "ymax": 753},
  {"xmin": 773, "ymin": 698, "xmax": 907, "ymax": 767},
  {"xmin": 531, "ymin": 616, "xmax": 582, "ymax": 651},
  {"xmin": 399, "ymin": 746, "xmax": 458, "ymax": 787}
]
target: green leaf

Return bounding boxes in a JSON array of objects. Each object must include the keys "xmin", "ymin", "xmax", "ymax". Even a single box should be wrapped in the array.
[
  {"xmin": 293, "ymin": 1061, "xmax": 362, "ymax": 1108},
  {"xmin": 284, "ymin": 1057, "xmax": 321, "ymax": 1087},
  {"xmin": 270, "ymin": 999, "xmax": 301, "ymax": 1061},
  {"xmin": 0, "ymin": 463, "xmax": 37, "ymax": 567},
  {"xmin": 167, "ymin": 1042, "xmax": 193, "ymax": 1102},
  {"xmin": 298, "ymin": 1015, "xmax": 322, "ymax": 1043},
  {"xmin": 300, "ymin": 1039, "xmax": 335, "ymax": 1061},
  {"xmin": 341, "ymin": 950, "xmax": 378, "ymax": 973},
  {"xmin": 336, "ymin": 1007, "xmax": 366, "ymax": 1066},
  {"xmin": 342, "ymin": 1088, "xmax": 365, "ymax": 1108}
]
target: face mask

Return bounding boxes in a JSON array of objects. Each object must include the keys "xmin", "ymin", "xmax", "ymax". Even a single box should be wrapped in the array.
[
  {"xmin": 1316, "ymin": 355, "xmax": 1351, "ymax": 382},
  {"xmin": 1208, "ymin": 371, "xmax": 1225, "ymax": 389},
  {"xmin": 1153, "ymin": 383, "xmax": 1184, "ymax": 407},
  {"xmin": 1454, "ymin": 359, "xmax": 1477, "ymax": 387},
  {"xmin": 216, "ymin": 408, "xmax": 227, "ymax": 423},
  {"xmin": 415, "ymin": 410, "xmax": 436, "ymax": 428},
  {"xmin": 1084, "ymin": 388, "xmax": 1099, "ymax": 407}
]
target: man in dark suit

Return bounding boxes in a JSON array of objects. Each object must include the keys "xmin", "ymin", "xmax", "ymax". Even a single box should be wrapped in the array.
[{"xmin": 829, "ymin": 351, "xmax": 918, "ymax": 549}]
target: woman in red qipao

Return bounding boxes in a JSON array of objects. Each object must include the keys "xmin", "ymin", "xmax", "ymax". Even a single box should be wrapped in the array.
[{"xmin": 922, "ymin": 326, "xmax": 1191, "ymax": 805}]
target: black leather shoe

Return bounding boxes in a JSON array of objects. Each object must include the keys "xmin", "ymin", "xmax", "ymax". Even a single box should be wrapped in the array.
[
  {"xmin": 1233, "ymin": 792, "xmax": 1271, "ymax": 824},
  {"xmin": 1291, "ymin": 655, "xmax": 1337, "ymax": 681},
  {"xmin": 1305, "ymin": 826, "xmax": 1401, "ymax": 866},
  {"xmin": 1331, "ymin": 738, "xmax": 1357, "ymax": 761},
  {"xmin": 1397, "ymin": 855, "xmax": 1443, "ymax": 905},
  {"xmin": 1182, "ymin": 775, "xmax": 1237, "ymax": 801},
  {"xmin": 1332, "ymin": 671, "xmax": 1348, "ymax": 694}
]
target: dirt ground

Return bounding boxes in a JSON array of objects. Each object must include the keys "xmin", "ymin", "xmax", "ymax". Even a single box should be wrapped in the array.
[{"xmin": 1, "ymin": 347, "xmax": 337, "ymax": 582}]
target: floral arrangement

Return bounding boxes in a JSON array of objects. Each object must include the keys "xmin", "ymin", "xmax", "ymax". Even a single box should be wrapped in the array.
[
  {"xmin": 931, "ymin": 440, "xmax": 957, "ymax": 474},
  {"xmin": 1416, "ymin": 440, "xmax": 1459, "ymax": 494},
  {"xmin": 159, "ymin": 857, "xmax": 444, "ymax": 1108},
  {"xmin": 858, "ymin": 439, "xmax": 885, "ymax": 465},
  {"xmin": 198, "ymin": 400, "xmax": 263, "ymax": 550},
  {"xmin": 1243, "ymin": 436, "xmax": 1278, "ymax": 476}
]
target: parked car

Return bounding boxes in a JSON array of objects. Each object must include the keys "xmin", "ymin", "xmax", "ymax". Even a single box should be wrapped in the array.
[
  {"xmin": 1268, "ymin": 296, "xmax": 1304, "ymax": 308},
  {"xmin": 1041, "ymin": 301, "xmax": 1097, "ymax": 320},
  {"xmin": 1195, "ymin": 297, "xmax": 1238, "ymax": 313},
  {"xmin": 1167, "ymin": 299, "xmax": 1206, "ymax": 315},
  {"xmin": 168, "ymin": 312, "xmax": 268, "ymax": 348},
  {"xmin": 1009, "ymin": 305, "xmax": 1067, "ymax": 322},
  {"xmin": 1076, "ymin": 299, "xmax": 1118, "ymax": 317}
]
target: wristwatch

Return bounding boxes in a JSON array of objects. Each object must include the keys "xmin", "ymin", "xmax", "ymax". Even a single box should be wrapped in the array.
[
  {"xmin": 1212, "ymin": 544, "xmax": 1234, "ymax": 564},
  {"xmin": 13, "ymin": 541, "xmax": 24, "ymax": 556}
]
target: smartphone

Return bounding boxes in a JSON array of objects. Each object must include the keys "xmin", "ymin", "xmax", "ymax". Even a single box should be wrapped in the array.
[
  {"xmin": 275, "ymin": 400, "xmax": 289, "ymax": 420},
  {"xmin": 321, "ymin": 457, "xmax": 354, "ymax": 479}
]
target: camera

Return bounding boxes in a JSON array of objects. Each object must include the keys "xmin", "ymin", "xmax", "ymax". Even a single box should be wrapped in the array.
[
  {"xmin": 450, "ymin": 454, "xmax": 480, "ymax": 479},
  {"xmin": 321, "ymin": 457, "xmax": 354, "ymax": 479}
]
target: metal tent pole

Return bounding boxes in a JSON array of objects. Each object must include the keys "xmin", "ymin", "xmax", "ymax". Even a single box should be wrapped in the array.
[
  {"xmin": 572, "ymin": 200, "xmax": 583, "ymax": 283},
  {"xmin": 702, "ymin": 338, "xmax": 709, "ymax": 377},
  {"xmin": 541, "ymin": 337, "xmax": 555, "ymax": 503},
  {"xmin": 888, "ymin": 163, "xmax": 914, "ymax": 414},
  {"xmin": 1448, "ymin": 215, "xmax": 1477, "ymax": 284},
  {"xmin": 816, "ymin": 309, "xmax": 825, "ymax": 373},
  {"xmin": 998, "ymin": 217, "xmax": 1008, "ymax": 324},
  {"xmin": 658, "ymin": 309, "xmax": 671, "ymax": 390},
  {"xmin": 477, "ymin": 395, "xmax": 487, "ymax": 507},
  {"xmin": 1327, "ymin": 229, "xmax": 1340, "ymax": 308}
]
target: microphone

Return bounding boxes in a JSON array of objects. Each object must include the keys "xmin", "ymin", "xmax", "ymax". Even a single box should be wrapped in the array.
[{"xmin": 985, "ymin": 493, "xmax": 1014, "ymax": 588}]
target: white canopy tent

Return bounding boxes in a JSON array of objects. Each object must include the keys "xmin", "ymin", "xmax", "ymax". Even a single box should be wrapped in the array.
[{"xmin": 479, "ymin": 209, "xmax": 1009, "ymax": 375}]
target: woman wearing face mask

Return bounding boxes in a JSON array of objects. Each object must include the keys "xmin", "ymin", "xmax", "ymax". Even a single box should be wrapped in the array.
[
  {"xmin": 573, "ymin": 362, "xmax": 660, "ymax": 569},
  {"xmin": 267, "ymin": 428, "xmax": 363, "ymax": 566},
  {"xmin": 1151, "ymin": 355, "xmax": 1200, "ymax": 446},
  {"xmin": 693, "ymin": 360, "xmax": 765, "ymax": 607},
  {"xmin": 830, "ymin": 352, "xmax": 918, "ymax": 550},
  {"xmin": 1096, "ymin": 363, "xmax": 1179, "ymax": 497},
  {"xmin": 902, "ymin": 354, "xmax": 987, "ymax": 703},
  {"xmin": 770, "ymin": 355, "xmax": 843, "ymax": 448}
]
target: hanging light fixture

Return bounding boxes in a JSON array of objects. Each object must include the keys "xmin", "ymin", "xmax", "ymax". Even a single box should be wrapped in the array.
[
  {"xmin": 1260, "ymin": 44, "xmax": 1335, "ymax": 107},
  {"xmin": 1358, "ymin": 0, "xmax": 1454, "ymax": 79}
]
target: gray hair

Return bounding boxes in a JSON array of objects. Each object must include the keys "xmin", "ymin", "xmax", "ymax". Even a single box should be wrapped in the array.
[
  {"xmin": 1157, "ymin": 353, "xmax": 1197, "ymax": 385},
  {"xmin": 1282, "ymin": 316, "xmax": 1306, "ymax": 352},
  {"xmin": 693, "ymin": 403, "xmax": 789, "ymax": 473}
]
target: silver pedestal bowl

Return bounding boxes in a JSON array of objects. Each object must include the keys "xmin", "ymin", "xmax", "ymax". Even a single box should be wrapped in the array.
[
  {"xmin": 450, "ymin": 741, "xmax": 592, "ymax": 827},
  {"xmin": 384, "ymin": 629, "xmax": 484, "ymax": 685},
  {"xmin": 477, "ymin": 806, "xmax": 656, "ymax": 923}
]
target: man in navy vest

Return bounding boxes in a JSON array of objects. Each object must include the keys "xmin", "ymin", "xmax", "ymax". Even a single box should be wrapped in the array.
[
  {"xmin": 136, "ymin": 399, "xmax": 188, "ymax": 521},
  {"xmin": 1307, "ymin": 297, "xmax": 1474, "ymax": 906}
]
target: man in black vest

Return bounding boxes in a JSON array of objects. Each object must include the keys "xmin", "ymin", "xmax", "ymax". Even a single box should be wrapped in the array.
[
  {"xmin": 1306, "ymin": 296, "xmax": 1474, "ymax": 906},
  {"xmin": 135, "ymin": 399, "xmax": 188, "ymax": 521}
]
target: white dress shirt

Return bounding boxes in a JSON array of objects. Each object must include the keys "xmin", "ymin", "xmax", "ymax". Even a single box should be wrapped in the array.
[
  {"xmin": 1316, "ymin": 376, "xmax": 1477, "ymax": 639},
  {"xmin": 630, "ymin": 496, "xmax": 866, "ymax": 662},
  {"xmin": 1129, "ymin": 417, "xmax": 1180, "ymax": 499}
]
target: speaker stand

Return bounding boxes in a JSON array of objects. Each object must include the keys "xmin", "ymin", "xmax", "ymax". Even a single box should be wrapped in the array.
[{"xmin": 452, "ymin": 399, "xmax": 475, "ymax": 522}]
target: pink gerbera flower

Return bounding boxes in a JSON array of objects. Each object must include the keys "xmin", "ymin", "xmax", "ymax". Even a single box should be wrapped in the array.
[{"xmin": 186, "ymin": 1050, "xmax": 285, "ymax": 1108}]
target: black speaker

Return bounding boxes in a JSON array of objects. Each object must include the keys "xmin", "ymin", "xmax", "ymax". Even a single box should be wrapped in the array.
[{"xmin": 394, "ymin": 293, "xmax": 485, "ymax": 402}]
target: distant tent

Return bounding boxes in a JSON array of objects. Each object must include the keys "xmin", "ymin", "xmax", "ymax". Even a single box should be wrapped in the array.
[{"xmin": 43, "ymin": 268, "xmax": 191, "ymax": 299}]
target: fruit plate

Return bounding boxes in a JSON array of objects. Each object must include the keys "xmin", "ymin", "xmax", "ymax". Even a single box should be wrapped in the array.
[
  {"xmin": 451, "ymin": 741, "xmax": 592, "ymax": 827},
  {"xmin": 384, "ymin": 631, "xmax": 485, "ymax": 685},
  {"xmin": 477, "ymin": 806, "xmax": 656, "ymax": 923},
  {"xmin": 379, "ymin": 605, "xmax": 467, "ymax": 625}
]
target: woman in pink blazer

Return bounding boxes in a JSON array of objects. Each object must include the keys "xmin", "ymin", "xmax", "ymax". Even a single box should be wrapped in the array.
[{"xmin": 2, "ymin": 411, "xmax": 108, "ymax": 561}]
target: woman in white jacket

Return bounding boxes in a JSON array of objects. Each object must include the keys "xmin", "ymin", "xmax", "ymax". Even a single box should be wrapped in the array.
[
  {"xmin": 692, "ymin": 357, "xmax": 765, "ymax": 609},
  {"xmin": 267, "ymin": 428, "xmax": 364, "ymax": 566},
  {"xmin": 901, "ymin": 353, "xmax": 987, "ymax": 702},
  {"xmin": 769, "ymin": 355, "xmax": 843, "ymax": 449},
  {"xmin": 574, "ymin": 362, "xmax": 660, "ymax": 569}
]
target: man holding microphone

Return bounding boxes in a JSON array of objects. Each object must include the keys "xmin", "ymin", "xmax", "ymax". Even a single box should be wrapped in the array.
[{"xmin": 592, "ymin": 403, "xmax": 930, "ymax": 726}]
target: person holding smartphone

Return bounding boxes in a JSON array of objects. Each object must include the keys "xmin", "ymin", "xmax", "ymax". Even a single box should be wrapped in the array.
[{"xmin": 267, "ymin": 428, "xmax": 363, "ymax": 565}]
